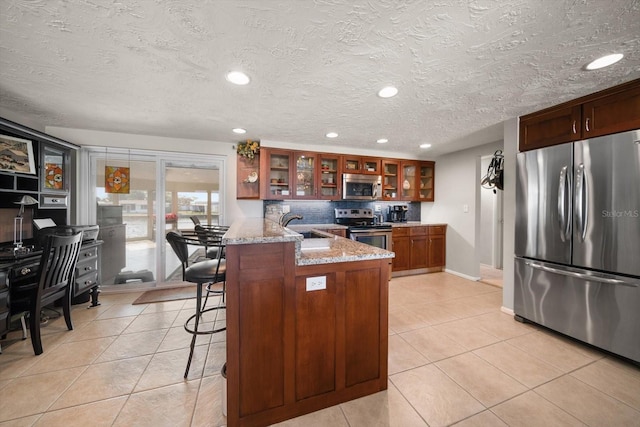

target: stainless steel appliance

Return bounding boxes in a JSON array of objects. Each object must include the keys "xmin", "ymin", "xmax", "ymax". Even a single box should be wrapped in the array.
[
  {"xmin": 335, "ymin": 208, "xmax": 392, "ymax": 250},
  {"xmin": 342, "ymin": 174, "xmax": 381, "ymax": 200},
  {"xmin": 515, "ymin": 129, "xmax": 640, "ymax": 363},
  {"xmin": 388, "ymin": 205, "xmax": 408, "ymax": 222}
]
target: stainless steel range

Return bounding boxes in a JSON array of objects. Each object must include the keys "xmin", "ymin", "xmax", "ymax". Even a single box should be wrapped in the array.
[{"xmin": 334, "ymin": 208, "xmax": 392, "ymax": 251}]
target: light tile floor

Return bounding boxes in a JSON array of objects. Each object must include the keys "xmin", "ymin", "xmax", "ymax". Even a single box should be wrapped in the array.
[{"xmin": 1, "ymin": 272, "xmax": 639, "ymax": 426}]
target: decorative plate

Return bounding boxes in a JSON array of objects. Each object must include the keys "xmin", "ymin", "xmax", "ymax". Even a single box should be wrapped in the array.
[{"xmin": 247, "ymin": 172, "xmax": 258, "ymax": 183}]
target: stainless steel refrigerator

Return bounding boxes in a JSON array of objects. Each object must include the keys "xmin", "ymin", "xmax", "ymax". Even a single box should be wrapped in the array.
[{"xmin": 515, "ymin": 129, "xmax": 640, "ymax": 363}]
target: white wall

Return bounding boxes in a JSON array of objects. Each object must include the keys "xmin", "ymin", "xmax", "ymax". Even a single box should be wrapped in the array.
[
  {"xmin": 421, "ymin": 140, "xmax": 503, "ymax": 280},
  {"xmin": 501, "ymin": 118, "xmax": 518, "ymax": 311},
  {"xmin": 45, "ymin": 127, "xmax": 264, "ymax": 222}
]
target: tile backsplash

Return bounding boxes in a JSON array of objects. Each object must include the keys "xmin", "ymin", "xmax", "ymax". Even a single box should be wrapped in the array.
[{"xmin": 264, "ymin": 200, "xmax": 421, "ymax": 224}]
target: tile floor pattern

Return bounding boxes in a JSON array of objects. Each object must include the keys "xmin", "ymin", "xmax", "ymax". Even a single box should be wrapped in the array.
[{"xmin": 1, "ymin": 272, "xmax": 639, "ymax": 426}]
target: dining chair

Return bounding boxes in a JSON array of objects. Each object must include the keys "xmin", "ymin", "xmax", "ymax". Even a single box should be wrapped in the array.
[{"xmin": 9, "ymin": 231, "xmax": 83, "ymax": 355}]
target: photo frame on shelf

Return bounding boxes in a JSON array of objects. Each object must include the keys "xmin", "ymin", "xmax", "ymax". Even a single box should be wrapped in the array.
[{"xmin": 0, "ymin": 134, "xmax": 36, "ymax": 174}]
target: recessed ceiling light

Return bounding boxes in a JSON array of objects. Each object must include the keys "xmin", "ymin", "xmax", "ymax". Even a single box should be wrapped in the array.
[
  {"xmin": 585, "ymin": 53, "xmax": 624, "ymax": 70},
  {"xmin": 377, "ymin": 86, "xmax": 398, "ymax": 98},
  {"xmin": 420, "ymin": 143, "xmax": 432, "ymax": 149},
  {"xmin": 377, "ymin": 138, "xmax": 388, "ymax": 144},
  {"xmin": 232, "ymin": 128, "xmax": 247, "ymax": 134},
  {"xmin": 226, "ymin": 71, "xmax": 250, "ymax": 85},
  {"xmin": 326, "ymin": 132, "xmax": 338, "ymax": 138}
]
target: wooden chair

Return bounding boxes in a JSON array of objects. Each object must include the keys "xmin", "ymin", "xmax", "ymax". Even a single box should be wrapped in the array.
[
  {"xmin": 165, "ymin": 231, "xmax": 226, "ymax": 377},
  {"xmin": 9, "ymin": 232, "xmax": 83, "ymax": 355}
]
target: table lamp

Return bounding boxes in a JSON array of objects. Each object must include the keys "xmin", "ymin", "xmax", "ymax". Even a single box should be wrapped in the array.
[{"xmin": 14, "ymin": 195, "xmax": 39, "ymax": 249}]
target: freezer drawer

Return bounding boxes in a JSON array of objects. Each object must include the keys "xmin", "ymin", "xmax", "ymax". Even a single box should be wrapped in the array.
[{"xmin": 515, "ymin": 257, "xmax": 640, "ymax": 363}]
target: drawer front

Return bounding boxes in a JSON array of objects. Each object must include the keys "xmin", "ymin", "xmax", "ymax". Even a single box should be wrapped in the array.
[
  {"xmin": 429, "ymin": 225, "xmax": 446, "ymax": 235},
  {"xmin": 76, "ymin": 257, "xmax": 98, "ymax": 277},
  {"xmin": 79, "ymin": 246, "xmax": 98, "ymax": 262},
  {"xmin": 392, "ymin": 227, "xmax": 410, "ymax": 237},
  {"xmin": 75, "ymin": 271, "xmax": 99, "ymax": 295},
  {"xmin": 410, "ymin": 226, "xmax": 428, "ymax": 236}
]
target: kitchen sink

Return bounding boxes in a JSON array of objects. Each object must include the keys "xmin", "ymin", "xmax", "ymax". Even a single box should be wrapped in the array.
[{"xmin": 300, "ymin": 238, "xmax": 331, "ymax": 251}]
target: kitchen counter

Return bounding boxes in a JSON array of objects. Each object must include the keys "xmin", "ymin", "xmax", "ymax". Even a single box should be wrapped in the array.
[
  {"xmin": 223, "ymin": 218, "xmax": 393, "ymax": 266},
  {"xmin": 385, "ymin": 221, "xmax": 448, "ymax": 227},
  {"xmin": 223, "ymin": 217, "xmax": 391, "ymax": 426}
]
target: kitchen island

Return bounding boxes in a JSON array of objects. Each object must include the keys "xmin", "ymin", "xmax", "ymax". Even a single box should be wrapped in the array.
[{"xmin": 223, "ymin": 219, "xmax": 394, "ymax": 427}]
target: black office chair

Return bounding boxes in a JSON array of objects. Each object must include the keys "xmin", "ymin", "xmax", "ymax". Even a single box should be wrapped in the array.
[
  {"xmin": 9, "ymin": 232, "xmax": 83, "ymax": 355},
  {"xmin": 165, "ymin": 230, "xmax": 226, "ymax": 378}
]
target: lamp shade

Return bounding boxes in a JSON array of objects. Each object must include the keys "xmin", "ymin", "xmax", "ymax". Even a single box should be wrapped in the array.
[{"xmin": 15, "ymin": 195, "xmax": 39, "ymax": 206}]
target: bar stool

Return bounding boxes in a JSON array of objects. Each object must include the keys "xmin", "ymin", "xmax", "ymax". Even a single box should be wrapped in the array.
[{"xmin": 165, "ymin": 231, "xmax": 226, "ymax": 378}]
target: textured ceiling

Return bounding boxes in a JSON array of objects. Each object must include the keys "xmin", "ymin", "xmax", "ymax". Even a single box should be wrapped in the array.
[{"xmin": 1, "ymin": 0, "xmax": 639, "ymax": 158}]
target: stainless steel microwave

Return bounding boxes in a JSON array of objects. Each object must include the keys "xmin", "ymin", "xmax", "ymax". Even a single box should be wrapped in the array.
[{"xmin": 342, "ymin": 173, "xmax": 382, "ymax": 200}]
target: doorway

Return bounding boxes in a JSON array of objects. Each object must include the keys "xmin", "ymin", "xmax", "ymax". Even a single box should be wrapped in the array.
[
  {"xmin": 479, "ymin": 154, "xmax": 504, "ymax": 287},
  {"xmin": 85, "ymin": 149, "xmax": 225, "ymax": 289}
]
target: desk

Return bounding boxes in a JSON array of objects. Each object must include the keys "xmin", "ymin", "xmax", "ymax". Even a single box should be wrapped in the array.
[{"xmin": 0, "ymin": 241, "xmax": 102, "ymax": 339}]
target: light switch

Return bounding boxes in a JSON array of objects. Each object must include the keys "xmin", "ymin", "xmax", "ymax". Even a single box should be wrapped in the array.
[
  {"xmin": 306, "ymin": 276, "xmax": 326, "ymax": 291},
  {"xmin": 463, "ymin": 204, "xmax": 469, "ymax": 213}
]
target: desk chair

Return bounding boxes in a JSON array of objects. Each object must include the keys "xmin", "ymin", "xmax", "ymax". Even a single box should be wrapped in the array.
[
  {"xmin": 166, "ymin": 231, "xmax": 226, "ymax": 378},
  {"xmin": 9, "ymin": 232, "xmax": 82, "ymax": 355}
]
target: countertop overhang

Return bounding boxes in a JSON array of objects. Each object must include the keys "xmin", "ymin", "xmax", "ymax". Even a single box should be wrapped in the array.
[{"xmin": 223, "ymin": 218, "xmax": 394, "ymax": 266}]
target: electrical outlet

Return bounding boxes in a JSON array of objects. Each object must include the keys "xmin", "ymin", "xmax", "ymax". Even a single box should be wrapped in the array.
[
  {"xmin": 306, "ymin": 276, "xmax": 326, "ymax": 291},
  {"xmin": 463, "ymin": 204, "xmax": 469, "ymax": 213},
  {"xmin": 282, "ymin": 205, "xmax": 290, "ymax": 214},
  {"xmin": 374, "ymin": 204, "xmax": 381, "ymax": 212}
]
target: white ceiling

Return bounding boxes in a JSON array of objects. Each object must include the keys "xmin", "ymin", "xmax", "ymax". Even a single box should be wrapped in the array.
[{"xmin": 1, "ymin": 0, "xmax": 639, "ymax": 158}]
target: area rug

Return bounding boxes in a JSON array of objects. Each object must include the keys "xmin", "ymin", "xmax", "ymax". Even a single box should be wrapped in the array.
[{"xmin": 132, "ymin": 286, "xmax": 197, "ymax": 305}]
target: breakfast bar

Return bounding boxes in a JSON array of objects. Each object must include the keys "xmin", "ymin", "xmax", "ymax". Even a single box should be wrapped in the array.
[{"xmin": 223, "ymin": 218, "xmax": 394, "ymax": 427}]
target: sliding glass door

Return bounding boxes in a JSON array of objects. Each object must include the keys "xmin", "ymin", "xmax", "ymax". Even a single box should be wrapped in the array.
[{"xmin": 85, "ymin": 149, "xmax": 225, "ymax": 288}]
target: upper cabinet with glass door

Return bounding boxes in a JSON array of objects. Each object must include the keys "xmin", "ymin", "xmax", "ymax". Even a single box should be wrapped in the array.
[
  {"xmin": 318, "ymin": 153, "xmax": 341, "ymax": 200},
  {"xmin": 400, "ymin": 161, "xmax": 418, "ymax": 201},
  {"xmin": 261, "ymin": 148, "xmax": 293, "ymax": 200},
  {"xmin": 382, "ymin": 160, "xmax": 400, "ymax": 200},
  {"xmin": 418, "ymin": 161, "xmax": 435, "ymax": 201},
  {"xmin": 40, "ymin": 144, "xmax": 69, "ymax": 194},
  {"xmin": 343, "ymin": 156, "xmax": 381, "ymax": 175},
  {"xmin": 293, "ymin": 152, "xmax": 317, "ymax": 199}
]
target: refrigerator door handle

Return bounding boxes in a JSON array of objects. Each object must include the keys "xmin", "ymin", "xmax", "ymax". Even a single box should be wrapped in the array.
[
  {"xmin": 525, "ymin": 261, "xmax": 636, "ymax": 287},
  {"xmin": 558, "ymin": 166, "xmax": 571, "ymax": 242},
  {"xmin": 575, "ymin": 164, "xmax": 588, "ymax": 242}
]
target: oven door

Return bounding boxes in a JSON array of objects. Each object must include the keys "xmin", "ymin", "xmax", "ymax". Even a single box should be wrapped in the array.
[{"xmin": 348, "ymin": 229, "xmax": 392, "ymax": 251}]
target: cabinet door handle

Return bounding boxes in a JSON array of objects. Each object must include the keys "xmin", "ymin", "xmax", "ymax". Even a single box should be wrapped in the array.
[
  {"xmin": 572, "ymin": 120, "xmax": 576, "ymax": 134},
  {"xmin": 585, "ymin": 117, "xmax": 590, "ymax": 132}
]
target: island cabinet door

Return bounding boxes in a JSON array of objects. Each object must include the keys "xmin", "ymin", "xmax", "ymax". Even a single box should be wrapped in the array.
[
  {"xmin": 294, "ymin": 272, "xmax": 337, "ymax": 400},
  {"xmin": 225, "ymin": 241, "xmax": 296, "ymax": 423}
]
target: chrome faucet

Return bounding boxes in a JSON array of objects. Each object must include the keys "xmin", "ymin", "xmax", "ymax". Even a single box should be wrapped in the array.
[{"xmin": 280, "ymin": 213, "xmax": 304, "ymax": 227}]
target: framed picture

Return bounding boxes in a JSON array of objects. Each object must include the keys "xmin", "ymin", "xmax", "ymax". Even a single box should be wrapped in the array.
[{"xmin": 0, "ymin": 134, "xmax": 36, "ymax": 174}]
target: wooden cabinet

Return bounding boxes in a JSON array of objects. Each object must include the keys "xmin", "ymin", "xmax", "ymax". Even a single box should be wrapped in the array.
[
  {"xmin": 382, "ymin": 160, "xmax": 400, "ymax": 200},
  {"xmin": 392, "ymin": 224, "xmax": 446, "ymax": 274},
  {"xmin": 318, "ymin": 154, "xmax": 341, "ymax": 200},
  {"xmin": 236, "ymin": 154, "xmax": 260, "ymax": 199},
  {"xmin": 400, "ymin": 161, "xmax": 418, "ymax": 201},
  {"xmin": 225, "ymin": 241, "xmax": 389, "ymax": 426},
  {"xmin": 293, "ymin": 152, "xmax": 317, "ymax": 199},
  {"xmin": 409, "ymin": 226, "xmax": 428, "ymax": 269},
  {"xmin": 324, "ymin": 228, "xmax": 346, "ymax": 238},
  {"xmin": 418, "ymin": 161, "xmax": 435, "ymax": 201},
  {"xmin": 428, "ymin": 225, "xmax": 446, "ymax": 268},
  {"xmin": 256, "ymin": 148, "xmax": 436, "ymax": 202},
  {"xmin": 261, "ymin": 148, "xmax": 293, "ymax": 200},
  {"xmin": 343, "ymin": 155, "xmax": 381, "ymax": 175},
  {"xmin": 391, "ymin": 227, "xmax": 410, "ymax": 271},
  {"xmin": 520, "ymin": 78, "xmax": 640, "ymax": 151}
]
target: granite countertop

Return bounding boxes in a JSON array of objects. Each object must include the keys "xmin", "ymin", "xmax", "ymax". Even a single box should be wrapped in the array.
[
  {"xmin": 223, "ymin": 218, "xmax": 393, "ymax": 266},
  {"xmin": 385, "ymin": 221, "xmax": 448, "ymax": 227}
]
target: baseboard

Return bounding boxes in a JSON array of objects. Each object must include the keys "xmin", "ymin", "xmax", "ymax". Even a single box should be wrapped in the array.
[
  {"xmin": 500, "ymin": 306, "xmax": 515, "ymax": 316},
  {"xmin": 444, "ymin": 268, "xmax": 481, "ymax": 282}
]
